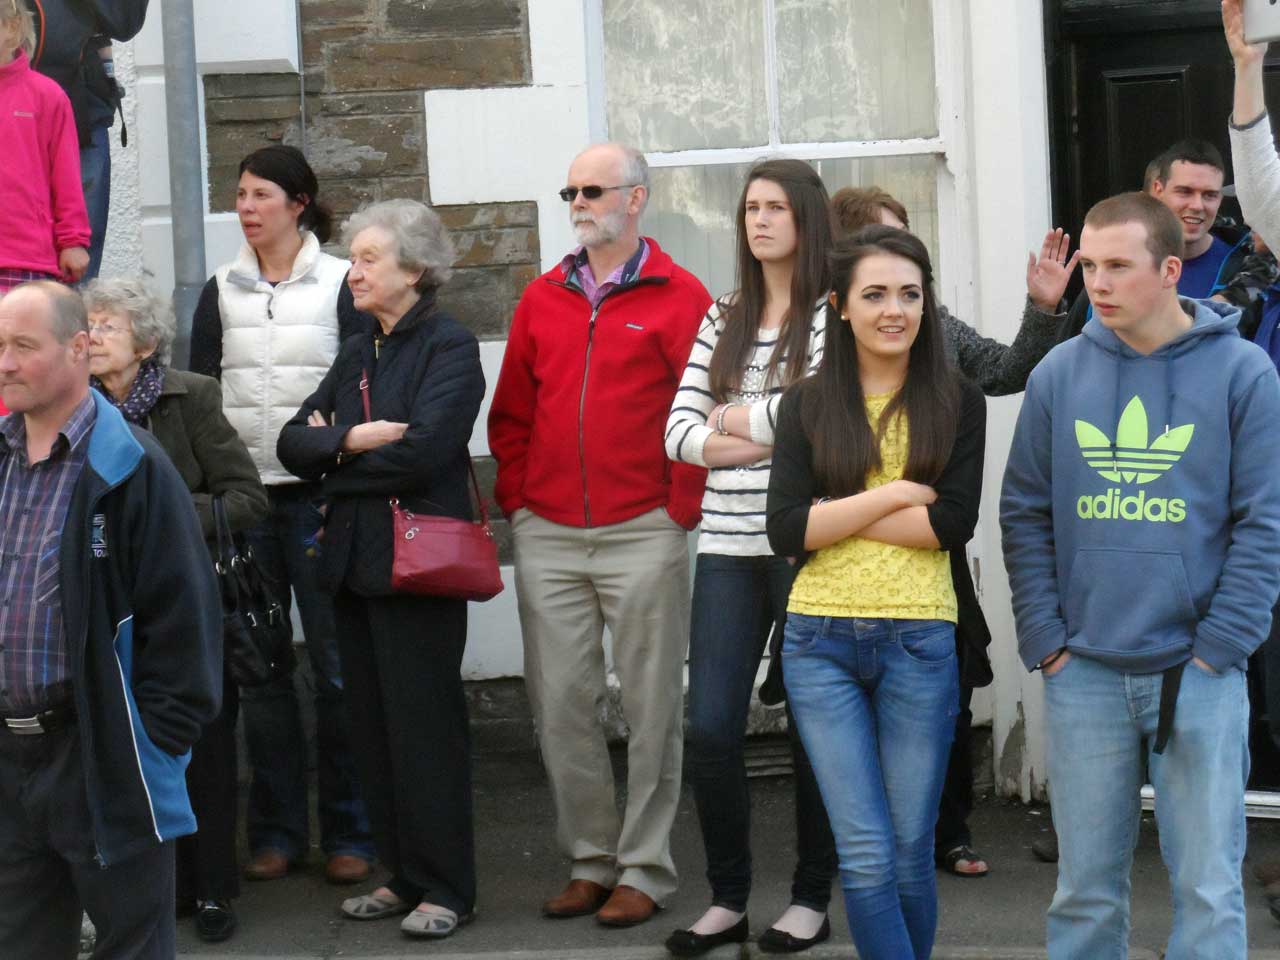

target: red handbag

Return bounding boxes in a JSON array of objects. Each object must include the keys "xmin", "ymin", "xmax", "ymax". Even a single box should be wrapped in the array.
[{"xmin": 361, "ymin": 370, "xmax": 504, "ymax": 602}]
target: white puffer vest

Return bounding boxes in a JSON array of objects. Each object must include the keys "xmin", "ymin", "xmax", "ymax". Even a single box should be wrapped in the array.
[{"xmin": 216, "ymin": 232, "xmax": 349, "ymax": 486}]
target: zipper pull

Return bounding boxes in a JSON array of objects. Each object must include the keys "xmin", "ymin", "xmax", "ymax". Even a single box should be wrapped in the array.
[{"xmin": 374, "ymin": 335, "xmax": 382, "ymax": 359}]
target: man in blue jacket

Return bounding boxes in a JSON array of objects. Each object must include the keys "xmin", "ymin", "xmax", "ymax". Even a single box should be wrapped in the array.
[
  {"xmin": 1001, "ymin": 192, "xmax": 1280, "ymax": 959},
  {"xmin": 0, "ymin": 281, "xmax": 220, "ymax": 959}
]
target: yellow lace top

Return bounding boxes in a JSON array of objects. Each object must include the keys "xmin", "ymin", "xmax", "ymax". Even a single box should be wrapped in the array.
[{"xmin": 787, "ymin": 392, "xmax": 957, "ymax": 621}]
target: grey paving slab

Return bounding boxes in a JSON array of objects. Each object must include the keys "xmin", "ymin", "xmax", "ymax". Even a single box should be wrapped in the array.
[{"xmin": 172, "ymin": 750, "xmax": 1280, "ymax": 958}]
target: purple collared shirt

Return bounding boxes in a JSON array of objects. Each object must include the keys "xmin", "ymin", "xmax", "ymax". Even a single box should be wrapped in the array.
[
  {"xmin": 0, "ymin": 393, "xmax": 96, "ymax": 713},
  {"xmin": 560, "ymin": 239, "xmax": 650, "ymax": 309}
]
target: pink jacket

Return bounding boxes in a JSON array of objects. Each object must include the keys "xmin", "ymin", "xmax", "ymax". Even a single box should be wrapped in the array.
[{"xmin": 0, "ymin": 50, "xmax": 90, "ymax": 275}]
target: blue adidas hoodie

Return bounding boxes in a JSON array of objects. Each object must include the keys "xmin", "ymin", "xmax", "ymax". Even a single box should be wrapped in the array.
[{"xmin": 1000, "ymin": 298, "xmax": 1280, "ymax": 674}]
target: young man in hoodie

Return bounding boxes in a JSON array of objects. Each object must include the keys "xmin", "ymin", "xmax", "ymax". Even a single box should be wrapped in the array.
[{"xmin": 1001, "ymin": 191, "xmax": 1280, "ymax": 959}]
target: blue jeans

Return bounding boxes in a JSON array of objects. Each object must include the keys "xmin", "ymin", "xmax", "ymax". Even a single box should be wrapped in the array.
[
  {"xmin": 784, "ymin": 615, "xmax": 958, "ymax": 960},
  {"xmin": 240, "ymin": 484, "xmax": 373, "ymax": 861},
  {"xmin": 686, "ymin": 554, "xmax": 836, "ymax": 912},
  {"xmin": 1044, "ymin": 654, "xmax": 1249, "ymax": 960},
  {"xmin": 79, "ymin": 126, "xmax": 110, "ymax": 282}
]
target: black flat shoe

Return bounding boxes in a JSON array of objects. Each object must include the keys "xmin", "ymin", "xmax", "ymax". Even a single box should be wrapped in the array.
[
  {"xmin": 195, "ymin": 900, "xmax": 237, "ymax": 943},
  {"xmin": 664, "ymin": 914, "xmax": 749, "ymax": 956},
  {"xmin": 758, "ymin": 915, "xmax": 831, "ymax": 953}
]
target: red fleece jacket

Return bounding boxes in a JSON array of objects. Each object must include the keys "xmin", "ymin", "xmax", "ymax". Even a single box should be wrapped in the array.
[
  {"xmin": 0, "ymin": 50, "xmax": 89, "ymax": 276},
  {"xmin": 488, "ymin": 238, "xmax": 710, "ymax": 530}
]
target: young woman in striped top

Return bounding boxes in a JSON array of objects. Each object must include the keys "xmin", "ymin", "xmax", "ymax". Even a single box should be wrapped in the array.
[{"xmin": 663, "ymin": 159, "xmax": 835, "ymax": 956}]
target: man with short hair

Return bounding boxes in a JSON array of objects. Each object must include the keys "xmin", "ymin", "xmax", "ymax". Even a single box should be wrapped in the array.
[
  {"xmin": 1001, "ymin": 193, "xmax": 1280, "ymax": 958},
  {"xmin": 0, "ymin": 280, "xmax": 221, "ymax": 959},
  {"xmin": 488, "ymin": 142, "xmax": 710, "ymax": 927},
  {"xmin": 1057, "ymin": 140, "xmax": 1277, "ymax": 341}
]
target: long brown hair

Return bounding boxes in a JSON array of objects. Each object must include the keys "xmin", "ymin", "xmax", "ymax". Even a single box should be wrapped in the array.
[
  {"xmin": 793, "ymin": 225, "xmax": 958, "ymax": 496},
  {"xmin": 707, "ymin": 159, "xmax": 835, "ymax": 401}
]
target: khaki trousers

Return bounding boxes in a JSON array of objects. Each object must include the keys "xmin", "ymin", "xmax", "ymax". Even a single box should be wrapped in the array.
[{"xmin": 513, "ymin": 507, "xmax": 690, "ymax": 902}]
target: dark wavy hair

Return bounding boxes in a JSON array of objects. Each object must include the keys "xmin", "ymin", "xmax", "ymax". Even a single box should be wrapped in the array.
[
  {"xmin": 707, "ymin": 159, "xmax": 835, "ymax": 402},
  {"xmin": 791, "ymin": 224, "xmax": 958, "ymax": 495},
  {"xmin": 238, "ymin": 145, "xmax": 334, "ymax": 243}
]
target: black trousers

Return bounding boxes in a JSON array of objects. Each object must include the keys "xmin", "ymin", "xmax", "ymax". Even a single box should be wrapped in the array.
[
  {"xmin": 0, "ymin": 723, "xmax": 176, "ymax": 960},
  {"xmin": 334, "ymin": 588, "xmax": 476, "ymax": 915},
  {"xmin": 177, "ymin": 667, "xmax": 240, "ymax": 902},
  {"xmin": 934, "ymin": 684, "xmax": 975, "ymax": 853}
]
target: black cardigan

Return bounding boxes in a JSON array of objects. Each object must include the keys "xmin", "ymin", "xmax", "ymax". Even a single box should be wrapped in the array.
[
  {"xmin": 276, "ymin": 295, "xmax": 485, "ymax": 597},
  {"xmin": 766, "ymin": 376, "xmax": 993, "ymax": 686}
]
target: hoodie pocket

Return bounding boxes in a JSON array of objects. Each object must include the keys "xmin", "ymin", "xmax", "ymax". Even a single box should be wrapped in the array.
[{"xmin": 1063, "ymin": 548, "xmax": 1196, "ymax": 662}]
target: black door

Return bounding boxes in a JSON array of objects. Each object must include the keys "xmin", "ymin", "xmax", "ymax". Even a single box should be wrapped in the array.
[{"xmin": 1045, "ymin": 0, "xmax": 1260, "ymax": 236}]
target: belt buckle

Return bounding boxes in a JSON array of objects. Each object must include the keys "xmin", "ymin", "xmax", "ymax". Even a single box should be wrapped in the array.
[{"xmin": 5, "ymin": 715, "xmax": 45, "ymax": 735}]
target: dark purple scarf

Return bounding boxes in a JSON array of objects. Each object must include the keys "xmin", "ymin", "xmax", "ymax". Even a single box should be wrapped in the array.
[{"xmin": 92, "ymin": 358, "xmax": 165, "ymax": 426}]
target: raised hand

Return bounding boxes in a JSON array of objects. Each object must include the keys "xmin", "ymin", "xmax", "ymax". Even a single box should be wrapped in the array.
[
  {"xmin": 1223, "ymin": 0, "xmax": 1267, "ymax": 67},
  {"xmin": 1026, "ymin": 228, "xmax": 1081, "ymax": 313}
]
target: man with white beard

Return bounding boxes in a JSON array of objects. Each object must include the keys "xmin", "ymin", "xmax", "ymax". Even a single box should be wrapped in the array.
[{"xmin": 488, "ymin": 142, "xmax": 711, "ymax": 927}]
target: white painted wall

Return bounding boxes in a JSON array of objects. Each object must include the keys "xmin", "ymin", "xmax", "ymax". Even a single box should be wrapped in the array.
[
  {"xmin": 963, "ymin": 0, "xmax": 1055, "ymax": 802},
  {"xmin": 98, "ymin": 1, "xmax": 299, "ymax": 291}
]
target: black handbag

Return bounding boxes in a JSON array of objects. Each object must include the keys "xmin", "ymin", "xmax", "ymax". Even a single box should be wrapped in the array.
[{"xmin": 213, "ymin": 497, "xmax": 295, "ymax": 686}]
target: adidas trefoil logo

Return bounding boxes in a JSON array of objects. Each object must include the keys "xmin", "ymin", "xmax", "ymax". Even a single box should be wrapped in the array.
[{"xmin": 1074, "ymin": 396, "xmax": 1194, "ymax": 523}]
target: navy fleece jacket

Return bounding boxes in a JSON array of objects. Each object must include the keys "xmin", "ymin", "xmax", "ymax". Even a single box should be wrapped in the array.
[{"xmin": 1000, "ymin": 298, "xmax": 1280, "ymax": 674}]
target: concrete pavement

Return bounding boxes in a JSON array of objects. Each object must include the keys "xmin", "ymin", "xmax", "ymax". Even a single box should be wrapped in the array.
[{"xmin": 174, "ymin": 748, "xmax": 1280, "ymax": 958}]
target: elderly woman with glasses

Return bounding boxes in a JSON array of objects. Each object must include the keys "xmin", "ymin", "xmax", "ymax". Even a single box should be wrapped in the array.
[
  {"xmin": 278, "ymin": 199, "xmax": 484, "ymax": 940},
  {"xmin": 83, "ymin": 278, "xmax": 268, "ymax": 943}
]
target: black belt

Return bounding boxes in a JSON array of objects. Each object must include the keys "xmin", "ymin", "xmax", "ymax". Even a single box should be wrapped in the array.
[
  {"xmin": 1, "ymin": 701, "xmax": 76, "ymax": 735},
  {"xmin": 1152, "ymin": 662, "xmax": 1185, "ymax": 755}
]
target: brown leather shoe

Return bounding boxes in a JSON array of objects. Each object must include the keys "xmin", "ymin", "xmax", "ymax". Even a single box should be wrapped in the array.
[
  {"xmin": 595, "ymin": 884, "xmax": 657, "ymax": 927},
  {"xmin": 542, "ymin": 879, "xmax": 612, "ymax": 918},
  {"xmin": 325, "ymin": 854, "xmax": 373, "ymax": 885},
  {"xmin": 242, "ymin": 848, "xmax": 290, "ymax": 881}
]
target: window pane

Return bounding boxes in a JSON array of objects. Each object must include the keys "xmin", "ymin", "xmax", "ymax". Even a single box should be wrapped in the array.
[
  {"xmin": 602, "ymin": 0, "xmax": 769, "ymax": 151},
  {"xmin": 775, "ymin": 0, "xmax": 937, "ymax": 143},
  {"xmin": 645, "ymin": 156, "xmax": 940, "ymax": 299}
]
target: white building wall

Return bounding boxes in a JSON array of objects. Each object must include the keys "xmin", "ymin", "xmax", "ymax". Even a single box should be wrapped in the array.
[
  {"xmin": 107, "ymin": 0, "xmax": 1055, "ymax": 794},
  {"xmin": 964, "ymin": 0, "xmax": 1054, "ymax": 801},
  {"xmin": 99, "ymin": 1, "xmax": 299, "ymax": 290}
]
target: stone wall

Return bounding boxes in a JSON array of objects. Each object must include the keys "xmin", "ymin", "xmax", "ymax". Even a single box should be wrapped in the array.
[
  {"xmin": 201, "ymin": 0, "xmax": 536, "ymax": 346},
  {"xmin": 202, "ymin": 0, "xmax": 538, "ymax": 560}
]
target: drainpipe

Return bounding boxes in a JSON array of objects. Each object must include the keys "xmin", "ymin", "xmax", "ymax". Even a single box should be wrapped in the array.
[{"xmin": 160, "ymin": 0, "xmax": 205, "ymax": 369}]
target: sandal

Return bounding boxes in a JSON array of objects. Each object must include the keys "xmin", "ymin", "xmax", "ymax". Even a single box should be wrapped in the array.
[
  {"xmin": 400, "ymin": 903, "xmax": 474, "ymax": 939},
  {"xmin": 939, "ymin": 844, "xmax": 989, "ymax": 877},
  {"xmin": 341, "ymin": 889, "xmax": 412, "ymax": 920}
]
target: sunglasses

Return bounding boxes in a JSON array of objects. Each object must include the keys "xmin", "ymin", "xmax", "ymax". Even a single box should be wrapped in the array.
[{"xmin": 558, "ymin": 184, "xmax": 640, "ymax": 202}]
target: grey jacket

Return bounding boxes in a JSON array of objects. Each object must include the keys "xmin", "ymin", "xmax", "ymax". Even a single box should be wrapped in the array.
[{"xmin": 942, "ymin": 297, "xmax": 1059, "ymax": 397}]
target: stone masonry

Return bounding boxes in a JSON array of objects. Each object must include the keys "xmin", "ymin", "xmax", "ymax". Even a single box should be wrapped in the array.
[{"xmin": 202, "ymin": 0, "xmax": 537, "ymax": 563}]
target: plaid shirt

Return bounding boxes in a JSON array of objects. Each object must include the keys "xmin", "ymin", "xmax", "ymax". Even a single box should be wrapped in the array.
[
  {"xmin": 560, "ymin": 239, "xmax": 650, "ymax": 308},
  {"xmin": 0, "ymin": 393, "xmax": 96, "ymax": 714}
]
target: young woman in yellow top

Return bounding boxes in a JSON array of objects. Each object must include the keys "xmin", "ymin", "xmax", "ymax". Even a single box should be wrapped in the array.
[{"xmin": 766, "ymin": 225, "xmax": 986, "ymax": 960}]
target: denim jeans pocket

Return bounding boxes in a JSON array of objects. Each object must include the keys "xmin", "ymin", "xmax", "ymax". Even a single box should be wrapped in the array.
[
  {"xmin": 783, "ymin": 613, "xmax": 826, "ymax": 657},
  {"xmin": 1188, "ymin": 657, "xmax": 1231, "ymax": 679},
  {"xmin": 896, "ymin": 620, "xmax": 956, "ymax": 665}
]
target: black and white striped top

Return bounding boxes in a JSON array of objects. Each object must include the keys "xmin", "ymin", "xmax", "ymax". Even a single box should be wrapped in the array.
[{"xmin": 665, "ymin": 299, "xmax": 826, "ymax": 556}]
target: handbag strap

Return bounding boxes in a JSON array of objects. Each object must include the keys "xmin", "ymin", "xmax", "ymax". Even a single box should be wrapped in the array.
[
  {"xmin": 363, "ymin": 364, "xmax": 490, "ymax": 531},
  {"xmin": 211, "ymin": 495, "xmax": 235, "ymax": 572}
]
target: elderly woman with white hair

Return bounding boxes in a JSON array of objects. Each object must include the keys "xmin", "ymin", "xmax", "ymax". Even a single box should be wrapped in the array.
[
  {"xmin": 278, "ymin": 199, "xmax": 484, "ymax": 940},
  {"xmin": 83, "ymin": 278, "xmax": 268, "ymax": 943}
]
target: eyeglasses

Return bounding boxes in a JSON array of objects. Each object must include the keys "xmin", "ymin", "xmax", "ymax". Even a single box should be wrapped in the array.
[
  {"xmin": 558, "ymin": 184, "xmax": 640, "ymax": 202},
  {"xmin": 87, "ymin": 321, "xmax": 127, "ymax": 338}
]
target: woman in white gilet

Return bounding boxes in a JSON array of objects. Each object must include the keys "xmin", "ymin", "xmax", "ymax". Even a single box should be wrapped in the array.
[{"xmin": 189, "ymin": 145, "xmax": 374, "ymax": 904}]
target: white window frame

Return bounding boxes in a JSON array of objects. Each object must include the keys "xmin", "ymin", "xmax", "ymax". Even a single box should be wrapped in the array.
[{"xmin": 582, "ymin": 0, "xmax": 974, "ymax": 319}]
